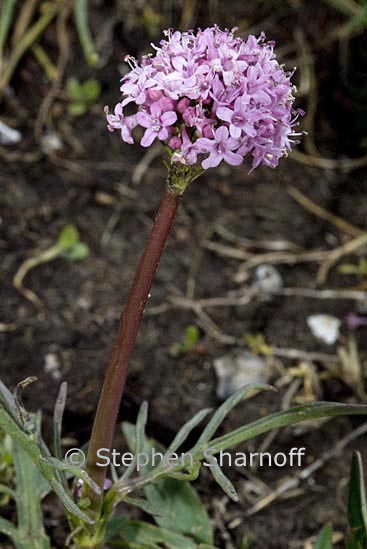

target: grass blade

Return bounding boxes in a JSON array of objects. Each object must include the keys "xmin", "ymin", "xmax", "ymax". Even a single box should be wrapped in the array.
[
  {"xmin": 0, "ymin": 0, "xmax": 17, "ymax": 64},
  {"xmin": 313, "ymin": 524, "xmax": 333, "ymax": 549},
  {"xmin": 348, "ymin": 450, "xmax": 367, "ymax": 548},
  {"xmin": 74, "ymin": 0, "xmax": 98, "ymax": 67}
]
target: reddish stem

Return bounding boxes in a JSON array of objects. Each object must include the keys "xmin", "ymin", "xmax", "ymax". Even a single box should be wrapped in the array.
[{"xmin": 86, "ymin": 187, "xmax": 181, "ymax": 507}]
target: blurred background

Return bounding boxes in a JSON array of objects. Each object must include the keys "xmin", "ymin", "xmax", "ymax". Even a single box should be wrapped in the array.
[{"xmin": 1, "ymin": 0, "xmax": 367, "ymax": 547}]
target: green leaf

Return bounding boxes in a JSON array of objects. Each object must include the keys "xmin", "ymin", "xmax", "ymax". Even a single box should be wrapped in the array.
[
  {"xmin": 67, "ymin": 78, "xmax": 85, "ymax": 101},
  {"xmin": 196, "ymin": 384, "xmax": 275, "ymax": 447},
  {"xmin": 61, "ymin": 242, "xmax": 90, "ymax": 261},
  {"xmin": 122, "ymin": 422, "xmax": 214, "ymax": 544},
  {"xmin": 0, "ymin": 0, "xmax": 17, "ymax": 59},
  {"xmin": 68, "ymin": 102, "xmax": 88, "ymax": 116},
  {"xmin": 124, "ymin": 496, "xmax": 158, "ymax": 516},
  {"xmin": 82, "ymin": 79, "xmax": 101, "ymax": 103},
  {"xmin": 12, "ymin": 440, "xmax": 51, "ymax": 548},
  {"xmin": 348, "ymin": 450, "xmax": 367, "ymax": 548},
  {"xmin": 57, "ymin": 225, "xmax": 80, "ymax": 251},
  {"xmin": 166, "ymin": 408, "xmax": 212, "ymax": 455},
  {"xmin": 207, "ymin": 402, "xmax": 367, "ymax": 456},
  {"xmin": 0, "ymin": 516, "xmax": 17, "ymax": 542},
  {"xmin": 314, "ymin": 524, "xmax": 333, "ymax": 549},
  {"xmin": 145, "ymin": 477, "xmax": 213, "ymax": 545},
  {"xmin": 104, "ymin": 516, "xmax": 129, "ymax": 542},
  {"xmin": 74, "ymin": 0, "xmax": 99, "ymax": 67},
  {"xmin": 113, "ymin": 520, "xmax": 197, "ymax": 549},
  {"xmin": 170, "ymin": 324, "xmax": 200, "ymax": 355},
  {"xmin": 208, "ymin": 461, "xmax": 239, "ymax": 502}
]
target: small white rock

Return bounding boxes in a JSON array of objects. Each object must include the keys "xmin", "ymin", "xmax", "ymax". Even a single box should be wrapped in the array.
[
  {"xmin": 213, "ymin": 350, "xmax": 269, "ymax": 400},
  {"xmin": 44, "ymin": 353, "xmax": 62, "ymax": 380},
  {"xmin": 0, "ymin": 120, "xmax": 22, "ymax": 145},
  {"xmin": 40, "ymin": 131, "xmax": 63, "ymax": 154},
  {"xmin": 307, "ymin": 314, "xmax": 341, "ymax": 345},
  {"xmin": 251, "ymin": 264, "xmax": 283, "ymax": 292}
]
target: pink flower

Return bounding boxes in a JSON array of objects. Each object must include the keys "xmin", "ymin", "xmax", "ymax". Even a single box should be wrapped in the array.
[
  {"xmin": 136, "ymin": 100, "xmax": 177, "ymax": 147},
  {"xmin": 196, "ymin": 126, "xmax": 243, "ymax": 169},
  {"xmin": 106, "ymin": 26, "xmax": 304, "ymax": 171}
]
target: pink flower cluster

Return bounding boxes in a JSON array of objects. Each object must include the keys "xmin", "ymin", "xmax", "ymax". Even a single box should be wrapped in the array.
[{"xmin": 106, "ymin": 26, "xmax": 303, "ymax": 171}]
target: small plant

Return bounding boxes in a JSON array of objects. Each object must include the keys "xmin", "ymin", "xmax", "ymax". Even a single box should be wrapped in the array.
[
  {"xmin": 170, "ymin": 324, "xmax": 201, "ymax": 356},
  {"xmin": 67, "ymin": 77, "xmax": 101, "ymax": 116},
  {"xmin": 1, "ymin": 26, "xmax": 366, "ymax": 549},
  {"xmin": 13, "ymin": 225, "xmax": 89, "ymax": 309}
]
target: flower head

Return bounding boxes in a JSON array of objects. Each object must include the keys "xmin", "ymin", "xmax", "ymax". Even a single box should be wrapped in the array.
[{"xmin": 106, "ymin": 26, "xmax": 304, "ymax": 171}]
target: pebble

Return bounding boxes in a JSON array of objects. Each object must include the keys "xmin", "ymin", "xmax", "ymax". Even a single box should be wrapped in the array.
[
  {"xmin": 0, "ymin": 120, "xmax": 22, "ymax": 145},
  {"xmin": 307, "ymin": 314, "xmax": 341, "ymax": 345},
  {"xmin": 213, "ymin": 350, "xmax": 270, "ymax": 400}
]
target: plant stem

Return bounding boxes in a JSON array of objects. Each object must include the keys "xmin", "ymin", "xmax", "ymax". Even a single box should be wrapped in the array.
[{"xmin": 85, "ymin": 185, "xmax": 182, "ymax": 509}]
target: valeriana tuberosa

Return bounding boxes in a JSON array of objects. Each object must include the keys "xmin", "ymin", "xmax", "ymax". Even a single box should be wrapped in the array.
[{"xmin": 86, "ymin": 26, "xmax": 303, "ymax": 511}]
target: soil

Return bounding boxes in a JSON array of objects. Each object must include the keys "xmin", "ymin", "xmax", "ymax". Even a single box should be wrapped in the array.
[{"xmin": 1, "ymin": 1, "xmax": 367, "ymax": 548}]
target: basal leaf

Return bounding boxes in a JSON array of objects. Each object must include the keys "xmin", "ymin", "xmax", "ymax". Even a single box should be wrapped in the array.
[
  {"xmin": 114, "ymin": 520, "xmax": 197, "ymax": 549},
  {"xmin": 145, "ymin": 477, "xmax": 213, "ymax": 545}
]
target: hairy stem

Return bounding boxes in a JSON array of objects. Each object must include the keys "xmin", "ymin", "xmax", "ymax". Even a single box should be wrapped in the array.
[{"xmin": 85, "ymin": 185, "xmax": 182, "ymax": 509}]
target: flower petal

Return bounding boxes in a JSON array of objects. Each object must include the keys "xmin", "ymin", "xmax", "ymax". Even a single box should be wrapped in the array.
[{"xmin": 141, "ymin": 128, "xmax": 157, "ymax": 147}]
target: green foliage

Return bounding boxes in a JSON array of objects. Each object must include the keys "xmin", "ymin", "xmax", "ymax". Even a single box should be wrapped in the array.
[
  {"xmin": 67, "ymin": 78, "xmax": 101, "ymax": 116},
  {"xmin": 0, "ymin": 432, "xmax": 14, "ymax": 506},
  {"xmin": 122, "ymin": 420, "xmax": 213, "ymax": 545},
  {"xmin": 0, "ymin": 378, "xmax": 96, "ymax": 534},
  {"xmin": 348, "ymin": 451, "xmax": 367, "ymax": 548},
  {"xmin": 0, "ymin": 418, "xmax": 51, "ymax": 549},
  {"xmin": 110, "ymin": 520, "xmax": 199, "ymax": 548},
  {"xmin": 56, "ymin": 225, "xmax": 90, "ymax": 261},
  {"xmin": 0, "ymin": 0, "xmax": 17, "ymax": 60},
  {"xmin": 3, "ymin": 378, "xmax": 367, "ymax": 548},
  {"xmin": 170, "ymin": 324, "xmax": 201, "ymax": 355},
  {"xmin": 323, "ymin": 0, "xmax": 367, "ymax": 37},
  {"xmin": 314, "ymin": 524, "xmax": 333, "ymax": 549},
  {"xmin": 74, "ymin": 0, "xmax": 99, "ymax": 67}
]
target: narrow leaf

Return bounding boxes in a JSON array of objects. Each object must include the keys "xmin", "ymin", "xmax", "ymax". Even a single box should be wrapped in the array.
[
  {"xmin": 314, "ymin": 524, "xmax": 333, "ymax": 549},
  {"xmin": 196, "ymin": 383, "xmax": 275, "ymax": 446},
  {"xmin": 208, "ymin": 461, "xmax": 239, "ymax": 502},
  {"xmin": 53, "ymin": 382, "xmax": 67, "ymax": 462},
  {"xmin": 167, "ymin": 408, "xmax": 212, "ymax": 454},
  {"xmin": 0, "ymin": 516, "xmax": 17, "ymax": 541},
  {"xmin": 348, "ymin": 450, "xmax": 367, "ymax": 548},
  {"xmin": 40, "ymin": 456, "xmax": 101, "ymax": 495},
  {"xmin": 49, "ymin": 477, "xmax": 94, "ymax": 524},
  {"xmin": 207, "ymin": 402, "xmax": 367, "ymax": 456},
  {"xmin": 74, "ymin": 0, "xmax": 99, "ymax": 66}
]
